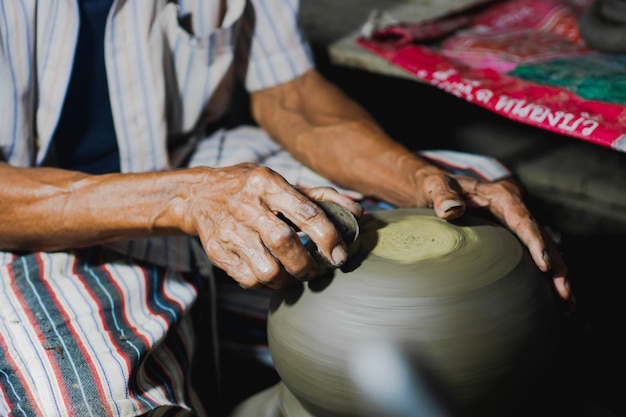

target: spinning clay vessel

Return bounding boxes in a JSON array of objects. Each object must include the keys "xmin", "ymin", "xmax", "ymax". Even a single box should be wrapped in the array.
[{"xmin": 231, "ymin": 208, "xmax": 562, "ymax": 417}]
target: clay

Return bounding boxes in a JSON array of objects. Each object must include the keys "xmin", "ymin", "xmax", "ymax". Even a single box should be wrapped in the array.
[{"xmin": 231, "ymin": 208, "xmax": 561, "ymax": 417}]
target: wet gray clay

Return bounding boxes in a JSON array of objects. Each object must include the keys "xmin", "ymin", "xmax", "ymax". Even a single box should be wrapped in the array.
[{"xmin": 230, "ymin": 208, "xmax": 561, "ymax": 417}]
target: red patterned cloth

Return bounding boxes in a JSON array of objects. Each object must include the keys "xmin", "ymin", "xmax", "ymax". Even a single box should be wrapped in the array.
[{"xmin": 358, "ymin": 0, "xmax": 626, "ymax": 152}]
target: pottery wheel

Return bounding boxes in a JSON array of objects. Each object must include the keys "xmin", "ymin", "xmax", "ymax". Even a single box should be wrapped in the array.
[{"xmin": 230, "ymin": 208, "xmax": 561, "ymax": 417}]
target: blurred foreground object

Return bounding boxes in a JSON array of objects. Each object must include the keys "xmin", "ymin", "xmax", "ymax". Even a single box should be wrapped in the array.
[
  {"xmin": 230, "ymin": 208, "xmax": 562, "ymax": 417},
  {"xmin": 580, "ymin": 0, "xmax": 626, "ymax": 52}
]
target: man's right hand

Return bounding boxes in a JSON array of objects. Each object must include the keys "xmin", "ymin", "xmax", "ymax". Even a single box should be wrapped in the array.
[{"xmin": 176, "ymin": 164, "xmax": 363, "ymax": 289}]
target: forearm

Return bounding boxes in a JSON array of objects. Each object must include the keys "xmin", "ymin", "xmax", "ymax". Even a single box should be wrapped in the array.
[
  {"xmin": 250, "ymin": 71, "xmax": 572, "ymax": 303},
  {"xmin": 0, "ymin": 163, "xmax": 196, "ymax": 251},
  {"xmin": 250, "ymin": 70, "xmax": 438, "ymax": 207}
]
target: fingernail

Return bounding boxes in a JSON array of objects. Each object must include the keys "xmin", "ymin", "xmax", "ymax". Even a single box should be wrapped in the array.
[
  {"xmin": 442, "ymin": 200, "xmax": 463, "ymax": 213},
  {"xmin": 332, "ymin": 245, "xmax": 348, "ymax": 266},
  {"xmin": 542, "ymin": 249, "xmax": 552, "ymax": 270}
]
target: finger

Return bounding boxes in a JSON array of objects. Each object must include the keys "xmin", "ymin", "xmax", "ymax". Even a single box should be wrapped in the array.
[
  {"xmin": 254, "ymin": 211, "xmax": 320, "ymax": 282},
  {"xmin": 204, "ymin": 241, "xmax": 259, "ymax": 288},
  {"xmin": 464, "ymin": 181, "xmax": 550, "ymax": 269},
  {"xmin": 203, "ymin": 230, "xmax": 293, "ymax": 289},
  {"xmin": 501, "ymin": 218, "xmax": 573, "ymax": 304},
  {"xmin": 543, "ymin": 231, "xmax": 572, "ymax": 303},
  {"xmin": 463, "ymin": 180, "xmax": 574, "ymax": 303},
  {"xmin": 234, "ymin": 167, "xmax": 348, "ymax": 269},
  {"xmin": 273, "ymin": 193, "xmax": 348, "ymax": 269},
  {"xmin": 419, "ymin": 174, "xmax": 466, "ymax": 219},
  {"xmin": 299, "ymin": 186, "xmax": 365, "ymax": 219}
]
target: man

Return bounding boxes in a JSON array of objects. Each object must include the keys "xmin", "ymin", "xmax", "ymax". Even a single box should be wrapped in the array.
[{"xmin": 0, "ymin": 0, "xmax": 571, "ymax": 416}]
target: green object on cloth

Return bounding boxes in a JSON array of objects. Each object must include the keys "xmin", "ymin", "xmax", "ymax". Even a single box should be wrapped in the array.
[{"xmin": 510, "ymin": 53, "xmax": 626, "ymax": 104}]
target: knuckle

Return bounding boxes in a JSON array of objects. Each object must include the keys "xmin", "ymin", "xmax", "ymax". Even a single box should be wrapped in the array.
[
  {"xmin": 298, "ymin": 199, "xmax": 322, "ymax": 221},
  {"xmin": 256, "ymin": 256, "xmax": 282, "ymax": 277},
  {"xmin": 488, "ymin": 179, "xmax": 520, "ymax": 198},
  {"xmin": 256, "ymin": 265, "xmax": 283, "ymax": 287},
  {"xmin": 247, "ymin": 165, "xmax": 280, "ymax": 186},
  {"xmin": 265, "ymin": 223, "xmax": 297, "ymax": 248},
  {"xmin": 205, "ymin": 239, "xmax": 225, "ymax": 258}
]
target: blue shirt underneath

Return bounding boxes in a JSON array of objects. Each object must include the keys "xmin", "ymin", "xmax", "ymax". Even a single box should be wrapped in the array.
[{"xmin": 53, "ymin": 0, "xmax": 119, "ymax": 174}]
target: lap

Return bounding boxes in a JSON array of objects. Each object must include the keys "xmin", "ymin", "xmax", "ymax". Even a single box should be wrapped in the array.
[{"xmin": 0, "ymin": 247, "xmax": 210, "ymax": 417}]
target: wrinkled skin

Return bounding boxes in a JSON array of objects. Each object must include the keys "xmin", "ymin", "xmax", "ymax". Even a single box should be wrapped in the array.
[
  {"xmin": 0, "ymin": 69, "xmax": 572, "ymax": 306},
  {"xmin": 0, "ymin": 162, "xmax": 361, "ymax": 290},
  {"xmin": 181, "ymin": 165, "xmax": 364, "ymax": 289},
  {"xmin": 422, "ymin": 172, "xmax": 570, "ymax": 302}
]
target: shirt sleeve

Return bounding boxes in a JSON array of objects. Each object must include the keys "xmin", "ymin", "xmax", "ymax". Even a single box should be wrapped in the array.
[
  {"xmin": 418, "ymin": 150, "xmax": 513, "ymax": 182},
  {"xmin": 242, "ymin": 0, "xmax": 315, "ymax": 91}
]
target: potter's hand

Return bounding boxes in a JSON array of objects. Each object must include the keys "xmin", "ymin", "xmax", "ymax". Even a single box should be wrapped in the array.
[
  {"xmin": 182, "ymin": 163, "xmax": 362, "ymax": 289},
  {"xmin": 415, "ymin": 168, "xmax": 572, "ymax": 304}
]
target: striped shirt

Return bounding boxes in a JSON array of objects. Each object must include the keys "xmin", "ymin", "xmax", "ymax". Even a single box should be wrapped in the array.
[
  {"xmin": 0, "ymin": 1, "xmax": 313, "ymax": 415},
  {"xmin": 0, "ymin": 0, "xmax": 315, "ymax": 272}
]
